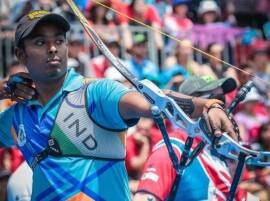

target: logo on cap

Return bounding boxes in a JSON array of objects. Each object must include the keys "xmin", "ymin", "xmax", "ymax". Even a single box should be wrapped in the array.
[{"xmin": 27, "ymin": 10, "xmax": 49, "ymax": 20}]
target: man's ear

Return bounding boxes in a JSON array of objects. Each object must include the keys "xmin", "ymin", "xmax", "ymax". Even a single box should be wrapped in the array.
[{"xmin": 15, "ymin": 47, "xmax": 26, "ymax": 65}]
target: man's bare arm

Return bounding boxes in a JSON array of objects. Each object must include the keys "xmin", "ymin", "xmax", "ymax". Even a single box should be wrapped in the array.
[
  {"xmin": 119, "ymin": 90, "xmax": 237, "ymax": 140},
  {"xmin": 119, "ymin": 90, "xmax": 222, "ymax": 120}
]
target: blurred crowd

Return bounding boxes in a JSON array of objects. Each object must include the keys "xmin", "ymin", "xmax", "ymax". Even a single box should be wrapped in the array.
[{"xmin": 0, "ymin": 0, "xmax": 270, "ymax": 200}]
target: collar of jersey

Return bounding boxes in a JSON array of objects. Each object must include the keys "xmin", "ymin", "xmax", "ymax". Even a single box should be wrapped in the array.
[{"xmin": 26, "ymin": 68, "xmax": 84, "ymax": 106}]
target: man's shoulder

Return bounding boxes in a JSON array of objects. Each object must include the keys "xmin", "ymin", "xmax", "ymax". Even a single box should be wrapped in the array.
[
  {"xmin": 85, "ymin": 78, "xmax": 129, "ymax": 98},
  {"xmin": 86, "ymin": 78, "xmax": 123, "ymax": 88}
]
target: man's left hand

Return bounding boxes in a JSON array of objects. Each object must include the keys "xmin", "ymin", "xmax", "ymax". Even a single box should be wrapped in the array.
[{"xmin": 206, "ymin": 104, "xmax": 239, "ymax": 141}]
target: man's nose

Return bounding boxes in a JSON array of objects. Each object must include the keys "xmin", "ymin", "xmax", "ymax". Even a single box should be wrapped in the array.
[{"xmin": 48, "ymin": 43, "xmax": 58, "ymax": 54}]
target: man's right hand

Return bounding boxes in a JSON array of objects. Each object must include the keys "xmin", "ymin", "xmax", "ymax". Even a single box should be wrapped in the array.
[
  {"xmin": 0, "ymin": 78, "xmax": 10, "ymax": 99},
  {"xmin": 1, "ymin": 72, "xmax": 37, "ymax": 102}
]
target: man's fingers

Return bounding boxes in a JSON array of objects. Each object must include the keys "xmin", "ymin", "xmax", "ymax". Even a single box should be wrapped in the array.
[
  {"xmin": 209, "ymin": 117, "xmax": 222, "ymax": 137},
  {"xmin": 208, "ymin": 108, "xmax": 238, "ymax": 141},
  {"xmin": 16, "ymin": 83, "xmax": 36, "ymax": 96},
  {"xmin": 213, "ymin": 128, "xmax": 222, "ymax": 137},
  {"xmin": 222, "ymin": 119, "xmax": 238, "ymax": 141},
  {"xmin": 13, "ymin": 89, "xmax": 33, "ymax": 100},
  {"xmin": 11, "ymin": 95, "xmax": 26, "ymax": 102}
]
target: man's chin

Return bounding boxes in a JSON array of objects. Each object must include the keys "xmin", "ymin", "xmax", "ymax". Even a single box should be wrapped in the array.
[{"xmin": 46, "ymin": 68, "xmax": 66, "ymax": 80}]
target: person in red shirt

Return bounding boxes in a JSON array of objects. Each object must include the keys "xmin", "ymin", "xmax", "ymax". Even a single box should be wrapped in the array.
[
  {"xmin": 164, "ymin": 0, "xmax": 193, "ymax": 38},
  {"xmin": 120, "ymin": 0, "xmax": 164, "ymax": 49},
  {"xmin": 125, "ymin": 118, "xmax": 153, "ymax": 194},
  {"xmin": 86, "ymin": 0, "xmax": 134, "ymax": 49},
  {"xmin": 90, "ymin": 39, "xmax": 121, "ymax": 78},
  {"xmin": 240, "ymin": 122, "xmax": 270, "ymax": 201}
]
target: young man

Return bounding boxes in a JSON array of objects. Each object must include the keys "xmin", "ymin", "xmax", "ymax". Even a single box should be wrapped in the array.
[
  {"xmin": 134, "ymin": 76, "xmax": 258, "ymax": 201},
  {"xmin": 0, "ymin": 10, "xmax": 238, "ymax": 200}
]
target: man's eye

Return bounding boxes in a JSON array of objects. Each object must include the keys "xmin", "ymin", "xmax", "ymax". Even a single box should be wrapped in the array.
[
  {"xmin": 56, "ymin": 39, "xmax": 64, "ymax": 45},
  {"xmin": 35, "ymin": 40, "xmax": 44, "ymax": 46}
]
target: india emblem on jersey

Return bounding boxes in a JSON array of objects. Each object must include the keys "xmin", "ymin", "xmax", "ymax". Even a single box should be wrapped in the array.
[{"xmin": 18, "ymin": 124, "xmax": 26, "ymax": 146}]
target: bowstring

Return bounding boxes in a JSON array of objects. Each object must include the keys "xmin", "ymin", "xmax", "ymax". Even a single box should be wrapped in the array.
[{"xmin": 91, "ymin": 0, "xmax": 270, "ymax": 86}]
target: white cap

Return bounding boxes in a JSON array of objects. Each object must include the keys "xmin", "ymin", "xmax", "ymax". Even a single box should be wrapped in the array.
[{"xmin": 198, "ymin": 0, "xmax": 220, "ymax": 16}]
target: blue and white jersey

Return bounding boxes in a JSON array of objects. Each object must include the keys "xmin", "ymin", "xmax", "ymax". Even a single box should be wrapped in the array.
[{"xmin": 0, "ymin": 68, "xmax": 134, "ymax": 200}]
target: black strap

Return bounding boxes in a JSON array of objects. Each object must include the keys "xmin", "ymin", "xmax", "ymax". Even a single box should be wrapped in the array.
[
  {"xmin": 31, "ymin": 138, "xmax": 125, "ymax": 169},
  {"xmin": 31, "ymin": 138, "xmax": 62, "ymax": 169}
]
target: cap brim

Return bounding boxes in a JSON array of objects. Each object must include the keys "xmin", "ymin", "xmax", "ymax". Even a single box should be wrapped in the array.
[
  {"xmin": 21, "ymin": 14, "xmax": 70, "ymax": 41},
  {"xmin": 198, "ymin": 77, "xmax": 237, "ymax": 93}
]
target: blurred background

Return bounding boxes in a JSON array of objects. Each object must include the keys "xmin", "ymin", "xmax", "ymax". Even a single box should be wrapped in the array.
[{"xmin": 0, "ymin": 0, "xmax": 270, "ymax": 200}]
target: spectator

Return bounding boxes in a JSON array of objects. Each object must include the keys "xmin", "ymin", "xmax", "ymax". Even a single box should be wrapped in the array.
[
  {"xmin": 178, "ymin": 75, "xmax": 237, "ymax": 102},
  {"xmin": 164, "ymin": 0, "xmax": 193, "ymax": 38},
  {"xmin": 222, "ymin": 0, "xmax": 237, "ymax": 26},
  {"xmin": 164, "ymin": 39, "xmax": 200, "ymax": 78},
  {"xmin": 126, "ymin": 118, "xmax": 153, "ymax": 177},
  {"xmin": 123, "ymin": 0, "xmax": 164, "ymax": 49},
  {"xmin": 225, "ymin": 63, "xmax": 255, "ymax": 107},
  {"xmin": 240, "ymin": 122, "xmax": 270, "ymax": 201},
  {"xmin": 249, "ymin": 40, "xmax": 270, "ymax": 97},
  {"xmin": 234, "ymin": 88, "xmax": 268, "ymax": 143},
  {"xmin": 85, "ymin": 0, "xmax": 133, "ymax": 50},
  {"xmin": 125, "ymin": 33, "xmax": 159, "ymax": 80},
  {"xmin": 67, "ymin": 23, "xmax": 90, "ymax": 76},
  {"xmin": 255, "ymin": 121, "xmax": 270, "ymax": 152},
  {"xmin": 237, "ymin": 64, "xmax": 254, "ymax": 87},
  {"xmin": 86, "ymin": 0, "xmax": 120, "ymax": 44},
  {"xmin": 126, "ymin": 118, "xmax": 153, "ymax": 193},
  {"xmin": 8, "ymin": 1, "xmax": 33, "ymax": 23},
  {"xmin": 125, "ymin": 0, "xmax": 161, "ymax": 26},
  {"xmin": 201, "ymin": 43, "xmax": 237, "ymax": 79},
  {"xmin": 53, "ymin": 0, "xmax": 77, "ymax": 22},
  {"xmin": 233, "ymin": 0, "xmax": 268, "ymax": 30},
  {"xmin": 0, "ymin": 0, "xmax": 11, "ymax": 17},
  {"xmin": 151, "ymin": 0, "xmax": 171, "ymax": 17},
  {"xmin": 90, "ymin": 38, "xmax": 122, "ymax": 78},
  {"xmin": 198, "ymin": 0, "xmax": 222, "ymax": 25},
  {"xmin": 110, "ymin": 0, "xmax": 134, "ymax": 49},
  {"xmin": 31, "ymin": 0, "xmax": 57, "ymax": 12}
]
